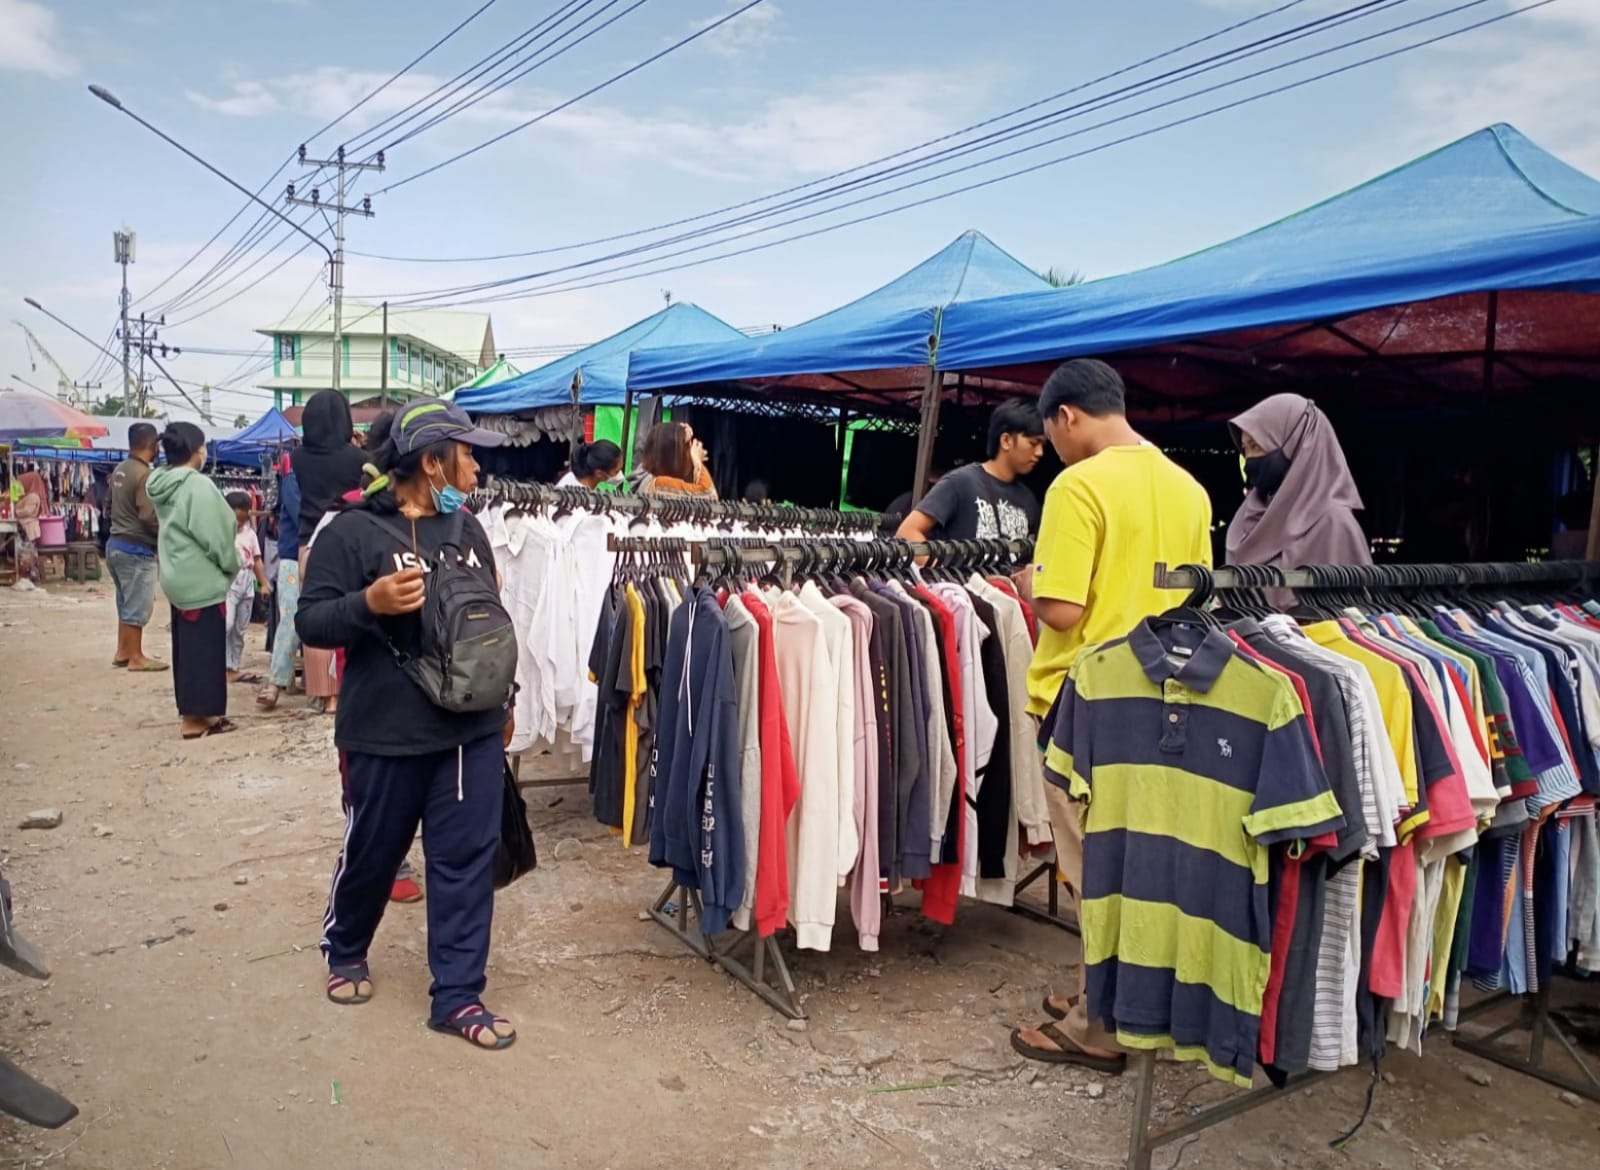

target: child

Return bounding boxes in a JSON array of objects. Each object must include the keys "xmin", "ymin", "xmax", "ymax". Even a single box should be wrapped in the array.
[{"xmin": 224, "ymin": 491, "xmax": 271, "ymax": 685}]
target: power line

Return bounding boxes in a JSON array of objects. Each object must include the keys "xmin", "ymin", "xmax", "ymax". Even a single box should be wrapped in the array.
[
  {"xmin": 375, "ymin": 0, "xmax": 771, "ymax": 195},
  {"xmin": 389, "ymin": 0, "xmax": 1555, "ymax": 308},
  {"xmin": 374, "ymin": 0, "xmax": 1437, "ymax": 303},
  {"xmin": 339, "ymin": 0, "xmax": 604, "ymax": 157},
  {"xmin": 351, "ymin": 0, "xmax": 1321, "ymax": 264},
  {"xmin": 372, "ymin": 0, "xmax": 659, "ymax": 155}
]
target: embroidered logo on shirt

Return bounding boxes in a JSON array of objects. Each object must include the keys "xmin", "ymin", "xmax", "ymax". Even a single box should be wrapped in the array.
[{"xmin": 1217, "ymin": 738, "xmax": 1233, "ymax": 758}]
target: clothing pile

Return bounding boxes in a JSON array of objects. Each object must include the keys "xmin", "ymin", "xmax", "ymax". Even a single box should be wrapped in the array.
[
  {"xmin": 1042, "ymin": 592, "xmax": 1600, "ymax": 1088},
  {"xmin": 590, "ymin": 553, "xmax": 1051, "ymax": 952}
]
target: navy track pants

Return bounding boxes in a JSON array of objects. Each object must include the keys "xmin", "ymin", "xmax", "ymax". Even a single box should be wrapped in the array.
[{"xmin": 322, "ymin": 733, "xmax": 503, "ymax": 1023}]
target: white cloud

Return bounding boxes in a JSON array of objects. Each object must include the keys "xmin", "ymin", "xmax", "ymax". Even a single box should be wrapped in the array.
[
  {"xmin": 0, "ymin": 0, "xmax": 78, "ymax": 79},
  {"xmin": 1398, "ymin": 0, "xmax": 1600, "ymax": 173},
  {"xmin": 185, "ymin": 80, "xmax": 281, "ymax": 117},
  {"xmin": 696, "ymin": 0, "xmax": 784, "ymax": 58}
]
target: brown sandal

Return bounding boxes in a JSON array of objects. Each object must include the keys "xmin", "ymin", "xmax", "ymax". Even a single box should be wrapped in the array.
[{"xmin": 1010, "ymin": 1021, "xmax": 1126, "ymax": 1073}]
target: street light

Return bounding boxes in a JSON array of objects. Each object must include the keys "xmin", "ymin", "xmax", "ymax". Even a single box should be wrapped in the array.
[{"xmin": 10, "ymin": 373, "xmax": 51, "ymax": 395}]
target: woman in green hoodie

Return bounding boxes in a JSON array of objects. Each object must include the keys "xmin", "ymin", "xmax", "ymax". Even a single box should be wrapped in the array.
[{"xmin": 147, "ymin": 421, "xmax": 241, "ymax": 739}]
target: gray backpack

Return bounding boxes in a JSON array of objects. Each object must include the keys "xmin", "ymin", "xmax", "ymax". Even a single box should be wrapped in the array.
[{"xmin": 365, "ymin": 511, "xmax": 518, "ymax": 714}]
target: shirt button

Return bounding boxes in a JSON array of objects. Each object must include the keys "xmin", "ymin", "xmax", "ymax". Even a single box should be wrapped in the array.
[{"xmin": 1168, "ymin": 713, "xmax": 1179, "ymax": 724}]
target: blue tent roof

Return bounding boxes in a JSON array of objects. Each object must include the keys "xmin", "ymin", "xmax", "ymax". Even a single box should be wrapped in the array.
[
  {"xmin": 458, "ymin": 303, "xmax": 744, "ymax": 413},
  {"xmin": 936, "ymin": 125, "xmax": 1600, "ymax": 375},
  {"xmin": 627, "ymin": 230, "xmax": 1053, "ymax": 393},
  {"xmin": 211, "ymin": 407, "xmax": 298, "ymax": 466}
]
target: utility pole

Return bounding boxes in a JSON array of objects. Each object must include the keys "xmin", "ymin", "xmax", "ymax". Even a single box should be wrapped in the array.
[
  {"xmin": 201, "ymin": 383, "xmax": 212, "ymax": 423},
  {"xmin": 379, "ymin": 300, "xmax": 388, "ymax": 407},
  {"xmin": 127, "ymin": 312, "xmax": 176, "ymax": 417},
  {"xmin": 114, "ymin": 228, "xmax": 135, "ymax": 402},
  {"xmin": 286, "ymin": 146, "xmax": 382, "ymax": 397}
]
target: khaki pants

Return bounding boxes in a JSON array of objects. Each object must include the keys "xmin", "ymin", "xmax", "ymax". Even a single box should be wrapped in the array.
[{"xmin": 1044, "ymin": 777, "xmax": 1124, "ymax": 1052}]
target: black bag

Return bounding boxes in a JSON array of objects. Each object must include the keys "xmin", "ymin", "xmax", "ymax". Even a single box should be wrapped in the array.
[
  {"xmin": 361, "ymin": 511, "xmax": 520, "ymax": 713},
  {"xmin": 494, "ymin": 757, "xmax": 536, "ymax": 889}
]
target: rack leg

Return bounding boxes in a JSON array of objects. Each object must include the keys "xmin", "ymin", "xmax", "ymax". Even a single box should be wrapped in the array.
[
  {"xmin": 1126, "ymin": 1052, "xmax": 1158, "ymax": 1170},
  {"xmin": 643, "ymin": 881, "xmax": 805, "ymax": 1019},
  {"xmin": 1453, "ymin": 986, "xmax": 1600, "ymax": 1102},
  {"xmin": 1010, "ymin": 861, "xmax": 1080, "ymax": 936}
]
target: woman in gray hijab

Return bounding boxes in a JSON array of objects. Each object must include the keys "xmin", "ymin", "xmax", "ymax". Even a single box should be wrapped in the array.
[{"xmin": 1225, "ymin": 393, "xmax": 1371, "ymax": 569}]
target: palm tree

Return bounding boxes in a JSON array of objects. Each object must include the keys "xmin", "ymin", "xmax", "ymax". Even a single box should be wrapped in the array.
[
  {"xmin": 232, "ymin": 413, "xmax": 250, "ymax": 429},
  {"xmin": 1039, "ymin": 266, "xmax": 1086, "ymax": 288}
]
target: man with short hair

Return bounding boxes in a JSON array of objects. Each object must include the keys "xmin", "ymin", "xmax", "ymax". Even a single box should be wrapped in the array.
[
  {"xmin": 895, "ymin": 399, "xmax": 1045, "ymax": 542},
  {"xmin": 1011, "ymin": 359, "xmax": 1213, "ymax": 1073},
  {"xmin": 106, "ymin": 423, "xmax": 167, "ymax": 672}
]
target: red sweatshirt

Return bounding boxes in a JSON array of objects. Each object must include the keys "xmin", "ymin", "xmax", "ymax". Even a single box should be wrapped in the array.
[{"xmin": 741, "ymin": 591, "xmax": 801, "ymax": 938}]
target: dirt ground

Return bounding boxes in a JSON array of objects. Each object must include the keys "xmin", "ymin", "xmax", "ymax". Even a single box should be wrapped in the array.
[{"xmin": 1, "ymin": 578, "xmax": 1596, "ymax": 1170}]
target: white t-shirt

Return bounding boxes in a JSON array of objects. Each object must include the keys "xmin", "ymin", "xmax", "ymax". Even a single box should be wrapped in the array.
[{"xmin": 234, "ymin": 524, "xmax": 261, "ymax": 571}]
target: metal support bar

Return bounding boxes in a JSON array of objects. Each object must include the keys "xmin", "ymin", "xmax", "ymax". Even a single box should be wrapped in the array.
[
  {"xmin": 1124, "ymin": 1051, "xmax": 1341, "ymax": 1169},
  {"xmin": 645, "ymin": 880, "xmax": 805, "ymax": 1018},
  {"xmin": 1009, "ymin": 861, "xmax": 1080, "ymax": 935},
  {"xmin": 911, "ymin": 364, "xmax": 943, "ymax": 508},
  {"xmin": 1452, "ymin": 987, "xmax": 1600, "ymax": 1103}
]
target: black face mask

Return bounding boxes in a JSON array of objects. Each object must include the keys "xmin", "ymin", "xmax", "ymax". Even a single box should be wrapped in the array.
[{"xmin": 1244, "ymin": 450, "xmax": 1291, "ymax": 498}]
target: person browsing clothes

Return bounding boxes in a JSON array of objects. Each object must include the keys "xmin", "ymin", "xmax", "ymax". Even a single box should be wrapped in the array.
[
  {"xmin": 1226, "ymin": 393, "xmax": 1371, "ymax": 569},
  {"xmin": 896, "ymin": 400, "xmax": 1045, "ymax": 542},
  {"xmin": 297, "ymin": 398, "xmax": 518, "ymax": 1051}
]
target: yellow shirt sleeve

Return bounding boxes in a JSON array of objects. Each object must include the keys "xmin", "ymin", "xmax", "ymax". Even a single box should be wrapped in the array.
[{"xmin": 1032, "ymin": 473, "xmax": 1101, "ymax": 606}]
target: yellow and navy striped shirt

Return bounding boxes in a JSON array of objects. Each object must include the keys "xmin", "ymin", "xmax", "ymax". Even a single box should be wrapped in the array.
[{"xmin": 1043, "ymin": 619, "xmax": 1345, "ymax": 1086}]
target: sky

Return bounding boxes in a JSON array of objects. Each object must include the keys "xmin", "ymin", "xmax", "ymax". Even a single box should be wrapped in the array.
[{"xmin": 0, "ymin": 0, "xmax": 1597, "ymax": 424}]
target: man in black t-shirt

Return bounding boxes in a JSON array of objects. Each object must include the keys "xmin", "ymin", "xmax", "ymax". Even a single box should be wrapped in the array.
[{"xmin": 896, "ymin": 400, "xmax": 1044, "ymax": 542}]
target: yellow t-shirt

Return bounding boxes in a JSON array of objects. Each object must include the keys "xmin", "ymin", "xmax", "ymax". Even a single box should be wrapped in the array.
[
  {"xmin": 621, "ymin": 583, "xmax": 647, "ymax": 846},
  {"xmin": 1025, "ymin": 443, "xmax": 1214, "ymax": 715}
]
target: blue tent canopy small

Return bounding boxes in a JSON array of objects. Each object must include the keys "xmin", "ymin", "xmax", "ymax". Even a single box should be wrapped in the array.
[
  {"xmin": 626, "ymin": 230, "xmax": 1053, "ymax": 400},
  {"xmin": 933, "ymin": 125, "xmax": 1600, "ymax": 405},
  {"xmin": 211, "ymin": 407, "xmax": 298, "ymax": 465},
  {"xmin": 458, "ymin": 303, "xmax": 744, "ymax": 415}
]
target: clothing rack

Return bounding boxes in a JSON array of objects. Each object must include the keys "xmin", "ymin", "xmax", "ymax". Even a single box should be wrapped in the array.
[
  {"xmin": 1115, "ymin": 559, "xmax": 1600, "ymax": 1170},
  {"xmin": 605, "ymin": 532, "xmax": 1062, "ymax": 1018},
  {"xmin": 477, "ymin": 475, "xmax": 883, "ymax": 533}
]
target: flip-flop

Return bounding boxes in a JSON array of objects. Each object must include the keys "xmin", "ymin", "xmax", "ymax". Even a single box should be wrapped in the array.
[
  {"xmin": 128, "ymin": 661, "xmax": 171, "ymax": 673},
  {"xmin": 1009, "ymin": 1022, "xmax": 1126, "ymax": 1073},
  {"xmin": 1042, "ymin": 995, "xmax": 1070, "ymax": 1021},
  {"xmin": 429, "ymin": 1003, "xmax": 516, "ymax": 1050},
  {"xmin": 111, "ymin": 659, "xmax": 129, "ymax": 669},
  {"xmin": 182, "ymin": 718, "xmax": 239, "ymax": 740},
  {"xmin": 326, "ymin": 963, "xmax": 373, "ymax": 1005},
  {"xmin": 231, "ymin": 673, "xmax": 262, "ymax": 685}
]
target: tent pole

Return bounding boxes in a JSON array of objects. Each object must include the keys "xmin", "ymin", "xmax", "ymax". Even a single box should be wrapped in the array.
[
  {"xmin": 620, "ymin": 384, "xmax": 635, "ymax": 475},
  {"xmin": 1475, "ymin": 291, "xmax": 1499, "ymax": 560},
  {"xmin": 911, "ymin": 365, "xmax": 942, "ymax": 508}
]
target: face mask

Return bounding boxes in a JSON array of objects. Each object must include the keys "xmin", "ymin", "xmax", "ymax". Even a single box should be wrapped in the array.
[
  {"xmin": 605, "ymin": 472, "xmax": 625, "ymax": 486},
  {"xmin": 429, "ymin": 470, "xmax": 467, "ymax": 515},
  {"xmin": 1243, "ymin": 450, "xmax": 1291, "ymax": 498}
]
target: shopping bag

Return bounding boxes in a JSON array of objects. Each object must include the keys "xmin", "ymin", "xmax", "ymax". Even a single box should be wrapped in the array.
[{"xmin": 493, "ymin": 756, "xmax": 537, "ymax": 889}]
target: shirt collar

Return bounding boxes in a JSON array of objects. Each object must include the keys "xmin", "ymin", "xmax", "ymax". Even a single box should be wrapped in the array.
[{"xmin": 1127, "ymin": 618, "xmax": 1235, "ymax": 692}]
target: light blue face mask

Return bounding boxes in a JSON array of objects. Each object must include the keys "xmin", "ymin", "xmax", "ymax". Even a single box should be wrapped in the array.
[{"xmin": 430, "ymin": 472, "xmax": 467, "ymax": 515}]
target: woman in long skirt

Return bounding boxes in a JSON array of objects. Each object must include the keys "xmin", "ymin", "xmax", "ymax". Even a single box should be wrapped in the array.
[{"xmin": 146, "ymin": 422, "xmax": 241, "ymax": 739}]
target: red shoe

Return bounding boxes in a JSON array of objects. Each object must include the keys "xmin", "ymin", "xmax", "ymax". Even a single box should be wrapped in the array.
[{"xmin": 390, "ymin": 876, "xmax": 424, "ymax": 904}]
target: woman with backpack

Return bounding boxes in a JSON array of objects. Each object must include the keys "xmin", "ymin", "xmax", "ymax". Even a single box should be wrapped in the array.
[{"xmin": 297, "ymin": 399, "xmax": 520, "ymax": 1050}]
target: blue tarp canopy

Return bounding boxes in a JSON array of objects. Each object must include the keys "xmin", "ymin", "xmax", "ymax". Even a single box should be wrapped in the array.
[
  {"xmin": 627, "ymin": 231, "xmax": 1053, "ymax": 400},
  {"xmin": 211, "ymin": 407, "xmax": 298, "ymax": 466},
  {"xmin": 458, "ymin": 303, "xmax": 744, "ymax": 414},
  {"xmin": 934, "ymin": 125, "xmax": 1600, "ymax": 404}
]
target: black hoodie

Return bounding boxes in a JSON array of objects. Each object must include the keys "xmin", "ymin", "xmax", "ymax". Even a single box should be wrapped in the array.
[
  {"xmin": 290, "ymin": 390, "xmax": 368, "ymax": 538},
  {"xmin": 295, "ymin": 499, "xmax": 506, "ymax": 755}
]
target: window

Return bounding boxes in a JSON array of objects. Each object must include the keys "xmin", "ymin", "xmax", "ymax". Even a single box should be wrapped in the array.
[
  {"xmin": 276, "ymin": 334, "xmax": 297, "ymax": 361},
  {"xmin": 423, "ymin": 353, "xmax": 435, "ymax": 386}
]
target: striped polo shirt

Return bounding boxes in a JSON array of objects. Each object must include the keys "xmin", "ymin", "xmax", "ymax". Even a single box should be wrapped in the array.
[{"xmin": 1043, "ymin": 620, "xmax": 1346, "ymax": 1087}]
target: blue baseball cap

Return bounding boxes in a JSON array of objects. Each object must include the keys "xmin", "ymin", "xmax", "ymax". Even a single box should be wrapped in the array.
[{"xmin": 391, "ymin": 398, "xmax": 506, "ymax": 455}]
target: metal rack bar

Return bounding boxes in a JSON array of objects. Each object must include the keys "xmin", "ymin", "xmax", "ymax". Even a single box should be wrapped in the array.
[
  {"xmin": 1452, "ymin": 986, "xmax": 1600, "ymax": 1103},
  {"xmin": 1153, "ymin": 560, "xmax": 1600, "ymax": 594},
  {"xmin": 475, "ymin": 476, "xmax": 885, "ymax": 533},
  {"xmin": 1010, "ymin": 861, "xmax": 1080, "ymax": 936},
  {"xmin": 646, "ymin": 880, "xmax": 804, "ymax": 1018}
]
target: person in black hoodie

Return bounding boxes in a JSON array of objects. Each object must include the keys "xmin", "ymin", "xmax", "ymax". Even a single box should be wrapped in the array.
[
  {"xmin": 297, "ymin": 398, "xmax": 518, "ymax": 1050},
  {"xmin": 292, "ymin": 390, "xmax": 369, "ymax": 715}
]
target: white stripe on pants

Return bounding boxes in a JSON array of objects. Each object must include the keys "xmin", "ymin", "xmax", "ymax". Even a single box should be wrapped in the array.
[{"xmin": 224, "ymin": 570, "xmax": 253, "ymax": 672}]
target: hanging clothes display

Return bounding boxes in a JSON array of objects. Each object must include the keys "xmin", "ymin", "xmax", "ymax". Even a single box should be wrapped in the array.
[
  {"xmin": 1042, "ymin": 560, "xmax": 1600, "ymax": 1092},
  {"xmin": 604, "ymin": 535, "xmax": 1046, "ymax": 971}
]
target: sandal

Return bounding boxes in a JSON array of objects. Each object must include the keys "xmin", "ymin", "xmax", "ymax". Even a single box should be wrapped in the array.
[
  {"xmin": 429, "ymin": 1003, "xmax": 516, "ymax": 1050},
  {"xmin": 308, "ymin": 697, "xmax": 330, "ymax": 715},
  {"xmin": 326, "ymin": 963, "xmax": 373, "ymax": 1005},
  {"xmin": 1042, "ymin": 995, "xmax": 1072, "ymax": 1021},
  {"xmin": 1009, "ymin": 1022, "xmax": 1126, "ymax": 1073},
  {"xmin": 231, "ymin": 672, "xmax": 262, "ymax": 685},
  {"xmin": 182, "ymin": 718, "xmax": 238, "ymax": 741},
  {"xmin": 111, "ymin": 659, "xmax": 129, "ymax": 669}
]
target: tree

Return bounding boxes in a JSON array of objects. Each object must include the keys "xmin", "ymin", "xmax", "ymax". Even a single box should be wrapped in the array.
[
  {"xmin": 232, "ymin": 413, "xmax": 250, "ymax": 429},
  {"xmin": 89, "ymin": 395, "xmax": 158, "ymax": 418},
  {"xmin": 1039, "ymin": 266, "xmax": 1086, "ymax": 288}
]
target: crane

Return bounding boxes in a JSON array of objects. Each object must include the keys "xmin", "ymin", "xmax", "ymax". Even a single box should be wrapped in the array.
[{"xmin": 12, "ymin": 321, "xmax": 85, "ymax": 404}]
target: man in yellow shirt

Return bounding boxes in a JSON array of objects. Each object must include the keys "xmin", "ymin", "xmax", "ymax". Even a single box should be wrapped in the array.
[{"xmin": 1014, "ymin": 358, "xmax": 1214, "ymax": 1073}]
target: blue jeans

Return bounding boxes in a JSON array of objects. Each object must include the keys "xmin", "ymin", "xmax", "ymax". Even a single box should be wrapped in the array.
[
  {"xmin": 270, "ymin": 558, "xmax": 301, "ymax": 688},
  {"xmin": 106, "ymin": 546, "xmax": 157, "ymax": 627}
]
